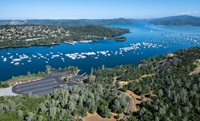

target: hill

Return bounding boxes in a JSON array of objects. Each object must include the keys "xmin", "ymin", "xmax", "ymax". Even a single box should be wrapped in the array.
[
  {"xmin": 0, "ymin": 18, "xmax": 135, "ymax": 27},
  {"xmin": 150, "ymin": 15, "xmax": 200, "ymax": 26},
  {"xmin": 0, "ymin": 25, "xmax": 129, "ymax": 49}
]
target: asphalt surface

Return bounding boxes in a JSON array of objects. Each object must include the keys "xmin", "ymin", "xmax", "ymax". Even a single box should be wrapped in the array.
[
  {"xmin": 12, "ymin": 71, "xmax": 73, "ymax": 96},
  {"xmin": 114, "ymin": 77, "xmax": 134, "ymax": 120},
  {"xmin": 122, "ymin": 92, "xmax": 134, "ymax": 119}
]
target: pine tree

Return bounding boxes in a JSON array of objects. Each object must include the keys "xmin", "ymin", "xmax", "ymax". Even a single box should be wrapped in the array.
[{"xmin": 17, "ymin": 110, "xmax": 23, "ymax": 118}]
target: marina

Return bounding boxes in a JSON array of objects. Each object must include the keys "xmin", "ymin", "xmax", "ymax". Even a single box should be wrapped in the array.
[{"xmin": 0, "ymin": 23, "xmax": 200, "ymax": 81}]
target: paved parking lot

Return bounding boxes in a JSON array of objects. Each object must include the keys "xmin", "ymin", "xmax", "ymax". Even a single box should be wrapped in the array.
[{"xmin": 12, "ymin": 71, "xmax": 73, "ymax": 96}]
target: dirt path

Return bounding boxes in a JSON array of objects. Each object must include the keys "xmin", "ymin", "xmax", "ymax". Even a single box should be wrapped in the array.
[
  {"xmin": 137, "ymin": 74, "xmax": 155, "ymax": 82},
  {"xmin": 118, "ymin": 74, "xmax": 155, "ymax": 88}
]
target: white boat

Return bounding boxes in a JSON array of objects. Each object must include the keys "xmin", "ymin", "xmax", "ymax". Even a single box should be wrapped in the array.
[
  {"xmin": 3, "ymin": 58, "xmax": 7, "ymax": 62},
  {"xmin": 14, "ymin": 62, "xmax": 19, "ymax": 66},
  {"xmin": 9, "ymin": 56, "xmax": 13, "ymax": 59},
  {"xmin": 52, "ymin": 55, "xmax": 59, "ymax": 58},
  {"xmin": 79, "ymin": 40, "xmax": 92, "ymax": 43},
  {"xmin": 12, "ymin": 58, "xmax": 21, "ymax": 62},
  {"xmin": 71, "ymin": 57, "xmax": 76, "ymax": 60},
  {"xmin": 32, "ymin": 54, "xmax": 37, "ymax": 58},
  {"xmin": 64, "ymin": 41, "xmax": 77, "ymax": 45},
  {"xmin": 61, "ymin": 58, "xmax": 65, "ymax": 62}
]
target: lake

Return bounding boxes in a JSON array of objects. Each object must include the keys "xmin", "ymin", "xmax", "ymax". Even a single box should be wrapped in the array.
[{"xmin": 0, "ymin": 23, "xmax": 200, "ymax": 81}]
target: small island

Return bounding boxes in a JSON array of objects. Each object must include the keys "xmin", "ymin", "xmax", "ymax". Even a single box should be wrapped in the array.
[{"xmin": 114, "ymin": 36, "xmax": 127, "ymax": 42}]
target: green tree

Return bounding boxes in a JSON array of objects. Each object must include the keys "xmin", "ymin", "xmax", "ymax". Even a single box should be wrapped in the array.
[
  {"xmin": 49, "ymin": 107, "xmax": 57, "ymax": 119},
  {"xmin": 27, "ymin": 71, "xmax": 31, "ymax": 77},
  {"xmin": 97, "ymin": 99, "xmax": 110, "ymax": 118},
  {"xmin": 46, "ymin": 65, "xmax": 51, "ymax": 74},
  {"xmin": 8, "ymin": 99, "xmax": 16, "ymax": 111},
  {"xmin": 17, "ymin": 110, "xmax": 23, "ymax": 118},
  {"xmin": 89, "ymin": 74, "xmax": 96, "ymax": 82},
  {"xmin": 112, "ymin": 99, "xmax": 123, "ymax": 113},
  {"xmin": 158, "ymin": 89, "xmax": 163, "ymax": 97},
  {"xmin": 37, "ymin": 103, "xmax": 47, "ymax": 114},
  {"xmin": 25, "ymin": 112, "xmax": 34, "ymax": 121},
  {"xmin": 38, "ymin": 115, "xmax": 44, "ymax": 121}
]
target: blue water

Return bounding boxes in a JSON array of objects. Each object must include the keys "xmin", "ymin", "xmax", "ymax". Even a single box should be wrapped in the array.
[{"xmin": 0, "ymin": 23, "xmax": 200, "ymax": 81}]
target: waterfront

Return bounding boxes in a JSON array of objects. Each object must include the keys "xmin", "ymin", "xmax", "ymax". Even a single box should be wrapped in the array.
[{"xmin": 0, "ymin": 23, "xmax": 200, "ymax": 81}]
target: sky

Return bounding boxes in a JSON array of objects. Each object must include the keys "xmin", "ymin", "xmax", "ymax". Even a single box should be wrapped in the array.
[{"xmin": 0, "ymin": 0, "xmax": 200, "ymax": 19}]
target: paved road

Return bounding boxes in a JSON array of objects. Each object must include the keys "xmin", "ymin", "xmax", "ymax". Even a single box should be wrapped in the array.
[
  {"xmin": 122, "ymin": 92, "xmax": 134, "ymax": 119},
  {"xmin": 12, "ymin": 71, "xmax": 73, "ymax": 96},
  {"xmin": 113, "ymin": 77, "xmax": 134, "ymax": 120},
  {"xmin": 0, "ymin": 87, "xmax": 17, "ymax": 96}
]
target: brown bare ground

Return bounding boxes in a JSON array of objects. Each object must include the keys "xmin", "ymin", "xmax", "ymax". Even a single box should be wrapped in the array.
[
  {"xmin": 189, "ymin": 66, "xmax": 200, "ymax": 75},
  {"xmin": 112, "ymin": 74, "xmax": 155, "ymax": 113},
  {"xmin": 82, "ymin": 113, "xmax": 123, "ymax": 121},
  {"xmin": 150, "ymin": 91, "xmax": 157, "ymax": 97},
  {"xmin": 125, "ymin": 90, "xmax": 153, "ymax": 112},
  {"xmin": 137, "ymin": 74, "xmax": 155, "ymax": 82},
  {"xmin": 116, "ymin": 74, "xmax": 155, "ymax": 112},
  {"xmin": 189, "ymin": 59, "xmax": 200, "ymax": 75},
  {"xmin": 167, "ymin": 53, "xmax": 175, "ymax": 57},
  {"xmin": 118, "ymin": 81, "xmax": 129, "ymax": 88},
  {"xmin": 10, "ymin": 78, "xmax": 42, "ymax": 87},
  {"xmin": 118, "ymin": 74, "xmax": 155, "ymax": 88}
]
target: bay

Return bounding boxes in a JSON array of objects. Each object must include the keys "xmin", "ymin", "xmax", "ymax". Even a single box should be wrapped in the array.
[{"xmin": 0, "ymin": 23, "xmax": 200, "ymax": 81}]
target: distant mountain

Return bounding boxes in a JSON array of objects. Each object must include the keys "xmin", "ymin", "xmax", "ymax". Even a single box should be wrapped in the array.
[
  {"xmin": 150, "ymin": 15, "xmax": 200, "ymax": 26},
  {"xmin": 81, "ymin": 18, "xmax": 135, "ymax": 25},
  {"xmin": 0, "ymin": 18, "xmax": 135, "ymax": 27}
]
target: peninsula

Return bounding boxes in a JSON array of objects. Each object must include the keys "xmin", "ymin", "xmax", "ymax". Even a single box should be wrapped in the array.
[{"xmin": 0, "ymin": 25, "xmax": 130, "ymax": 49}]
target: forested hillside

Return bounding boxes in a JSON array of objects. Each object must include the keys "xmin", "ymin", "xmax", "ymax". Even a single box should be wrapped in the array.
[
  {"xmin": 150, "ymin": 15, "xmax": 200, "ymax": 26},
  {"xmin": 0, "ymin": 25, "xmax": 129, "ymax": 49},
  {"xmin": 119, "ymin": 47, "xmax": 200, "ymax": 121},
  {"xmin": 0, "ymin": 18, "xmax": 135, "ymax": 27}
]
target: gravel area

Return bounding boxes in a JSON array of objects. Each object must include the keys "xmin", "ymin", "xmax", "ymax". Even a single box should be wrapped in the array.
[{"xmin": 0, "ymin": 87, "xmax": 18, "ymax": 96}]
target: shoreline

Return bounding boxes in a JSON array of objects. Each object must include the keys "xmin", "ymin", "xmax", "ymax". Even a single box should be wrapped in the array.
[
  {"xmin": 0, "ymin": 69, "xmax": 81, "ymax": 96},
  {"xmin": 9, "ymin": 77, "xmax": 43, "ymax": 87},
  {"xmin": 0, "ymin": 42, "xmax": 60, "ymax": 50},
  {"xmin": 0, "ymin": 38, "xmax": 119, "ymax": 50},
  {"xmin": 0, "ymin": 33, "xmax": 129, "ymax": 50},
  {"xmin": 0, "ymin": 67, "xmax": 80, "ymax": 88}
]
